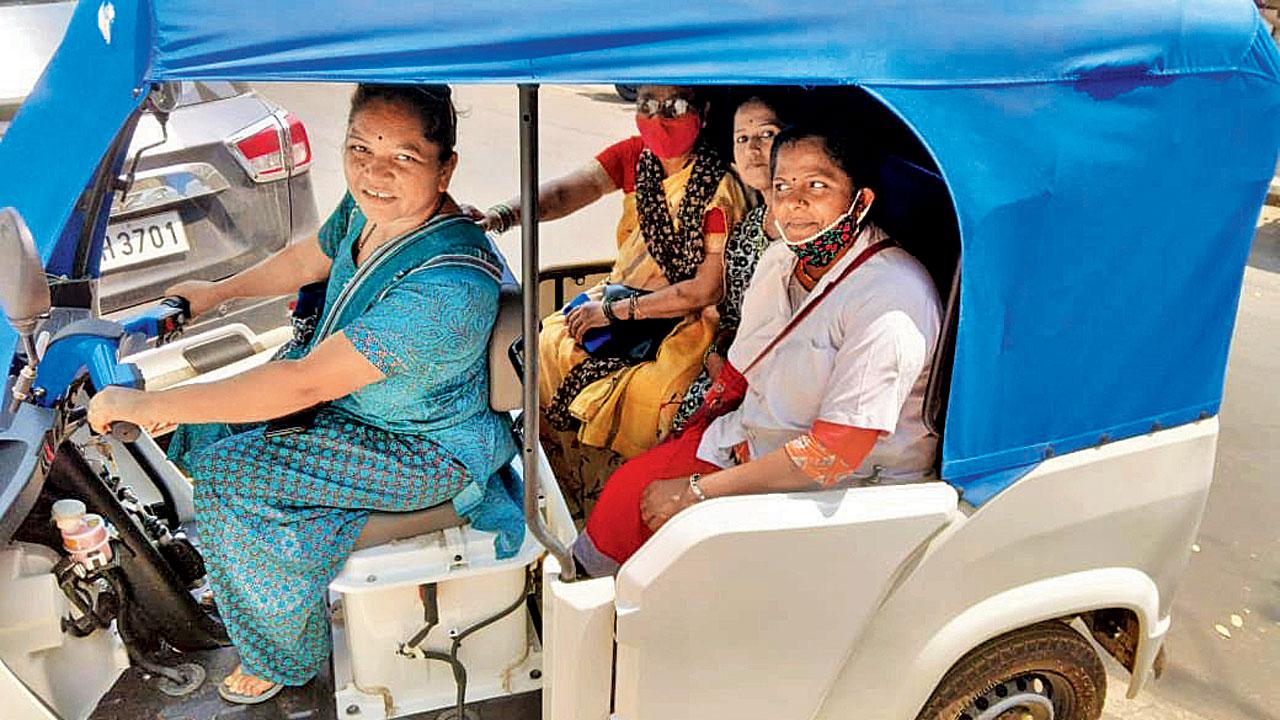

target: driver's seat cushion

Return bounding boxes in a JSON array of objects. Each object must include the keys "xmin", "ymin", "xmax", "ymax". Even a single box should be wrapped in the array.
[{"xmin": 354, "ymin": 503, "xmax": 467, "ymax": 550}]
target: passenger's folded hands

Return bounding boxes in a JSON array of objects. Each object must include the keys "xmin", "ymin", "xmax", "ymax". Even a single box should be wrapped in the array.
[{"xmin": 640, "ymin": 477, "xmax": 699, "ymax": 531}]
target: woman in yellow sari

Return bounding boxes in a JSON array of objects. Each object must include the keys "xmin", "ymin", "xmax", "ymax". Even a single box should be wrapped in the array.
[{"xmin": 479, "ymin": 85, "xmax": 747, "ymax": 503}]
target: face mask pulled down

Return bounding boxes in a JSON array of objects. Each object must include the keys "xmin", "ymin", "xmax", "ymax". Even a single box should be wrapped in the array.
[
  {"xmin": 636, "ymin": 113, "xmax": 701, "ymax": 159},
  {"xmin": 776, "ymin": 193, "xmax": 873, "ymax": 268}
]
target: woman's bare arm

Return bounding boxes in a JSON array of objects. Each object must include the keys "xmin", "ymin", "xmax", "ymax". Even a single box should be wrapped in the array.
[
  {"xmin": 627, "ymin": 243, "xmax": 726, "ymax": 318},
  {"xmin": 489, "ymin": 161, "xmax": 616, "ymax": 226},
  {"xmin": 563, "ymin": 233, "xmax": 727, "ymax": 342},
  {"xmin": 87, "ymin": 330, "xmax": 382, "ymax": 431},
  {"xmin": 638, "ymin": 428, "xmax": 880, "ymax": 531}
]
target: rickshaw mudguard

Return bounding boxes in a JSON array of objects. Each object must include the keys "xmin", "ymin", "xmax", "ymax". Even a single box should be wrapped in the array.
[{"xmin": 808, "ymin": 420, "xmax": 1218, "ymax": 720}]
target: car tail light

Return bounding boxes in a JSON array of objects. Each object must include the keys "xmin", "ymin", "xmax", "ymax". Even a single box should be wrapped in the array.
[{"xmin": 227, "ymin": 111, "xmax": 312, "ymax": 183}]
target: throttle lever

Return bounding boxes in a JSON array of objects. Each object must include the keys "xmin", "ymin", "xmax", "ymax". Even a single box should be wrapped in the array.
[
  {"xmin": 109, "ymin": 422, "xmax": 142, "ymax": 443},
  {"xmin": 83, "ymin": 416, "xmax": 141, "ymax": 444}
]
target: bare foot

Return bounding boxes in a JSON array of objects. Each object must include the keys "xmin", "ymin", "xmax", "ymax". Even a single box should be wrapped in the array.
[{"xmin": 222, "ymin": 665, "xmax": 277, "ymax": 698}]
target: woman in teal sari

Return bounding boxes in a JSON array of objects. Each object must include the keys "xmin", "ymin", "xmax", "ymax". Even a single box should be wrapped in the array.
[{"xmin": 87, "ymin": 84, "xmax": 522, "ymax": 704}]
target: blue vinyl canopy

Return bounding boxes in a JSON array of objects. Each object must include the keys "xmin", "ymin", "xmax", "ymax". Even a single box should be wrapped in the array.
[{"xmin": 2, "ymin": 0, "xmax": 1278, "ymax": 504}]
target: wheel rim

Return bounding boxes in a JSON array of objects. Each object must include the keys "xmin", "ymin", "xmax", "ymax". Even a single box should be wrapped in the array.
[{"xmin": 959, "ymin": 673, "xmax": 1074, "ymax": 720}]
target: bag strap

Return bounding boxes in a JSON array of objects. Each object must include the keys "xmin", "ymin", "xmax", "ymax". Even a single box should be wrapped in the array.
[{"xmin": 740, "ymin": 238, "xmax": 896, "ymax": 376}]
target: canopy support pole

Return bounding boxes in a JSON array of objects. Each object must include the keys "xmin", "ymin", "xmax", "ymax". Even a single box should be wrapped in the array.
[{"xmin": 519, "ymin": 84, "xmax": 576, "ymax": 581}]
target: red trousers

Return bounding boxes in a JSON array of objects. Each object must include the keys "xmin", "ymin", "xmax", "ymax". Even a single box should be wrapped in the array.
[{"xmin": 581, "ymin": 421, "xmax": 720, "ymax": 569}]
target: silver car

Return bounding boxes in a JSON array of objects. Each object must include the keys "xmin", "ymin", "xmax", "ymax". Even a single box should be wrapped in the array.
[{"xmin": 2, "ymin": 0, "xmax": 318, "ymax": 336}]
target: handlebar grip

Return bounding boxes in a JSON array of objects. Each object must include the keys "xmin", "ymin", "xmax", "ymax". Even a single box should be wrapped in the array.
[
  {"xmin": 110, "ymin": 422, "xmax": 142, "ymax": 443},
  {"xmin": 161, "ymin": 295, "xmax": 192, "ymax": 321}
]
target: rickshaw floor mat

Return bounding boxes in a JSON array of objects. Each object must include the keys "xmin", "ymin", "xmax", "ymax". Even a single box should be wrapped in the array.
[
  {"xmin": 87, "ymin": 645, "xmax": 338, "ymax": 720},
  {"xmin": 86, "ymin": 643, "xmax": 545, "ymax": 719}
]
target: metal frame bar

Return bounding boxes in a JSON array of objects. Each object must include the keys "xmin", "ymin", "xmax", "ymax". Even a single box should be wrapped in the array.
[
  {"xmin": 541, "ymin": 261, "xmax": 613, "ymax": 308},
  {"xmin": 519, "ymin": 84, "xmax": 576, "ymax": 581}
]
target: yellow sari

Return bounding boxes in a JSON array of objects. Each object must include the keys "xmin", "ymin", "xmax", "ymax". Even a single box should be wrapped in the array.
[{"xmin": 538, "ymin": 159, "xmax": 747, "ymax": 459}]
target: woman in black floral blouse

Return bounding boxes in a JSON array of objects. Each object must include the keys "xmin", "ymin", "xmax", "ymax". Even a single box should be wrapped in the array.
[{"xmin": 672, "ymin": 89, "xmax": 799, "ymax": 430}]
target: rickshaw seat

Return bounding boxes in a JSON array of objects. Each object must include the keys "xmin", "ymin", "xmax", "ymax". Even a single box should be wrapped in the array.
[
  {"xmin": 353, "ymin": 502, "xmax": 466, "ymax": 550},
  {"xmin": 489, "ymin": 280, "xmax": 523, "ymax": 412}
]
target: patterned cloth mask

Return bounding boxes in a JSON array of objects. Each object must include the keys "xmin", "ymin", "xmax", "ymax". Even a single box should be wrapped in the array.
[{"xmin": 776, "ymin": 192, "xmax": 873, "ymax": 268}]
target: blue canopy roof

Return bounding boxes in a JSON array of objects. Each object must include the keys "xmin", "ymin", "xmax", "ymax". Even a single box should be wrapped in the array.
[{"xmin": 2, "ymin": 0, "xmax": 1278, "ymax": 504}]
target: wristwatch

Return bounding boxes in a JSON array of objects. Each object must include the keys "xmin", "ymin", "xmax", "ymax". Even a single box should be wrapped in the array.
[{"xmin": 688, "ymin": 473, "xmax": 708, "ymax": 502}]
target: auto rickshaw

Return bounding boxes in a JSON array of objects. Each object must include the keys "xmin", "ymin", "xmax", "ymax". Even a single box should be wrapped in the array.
[{"xmin": 1, "ymin": 1, "xmax": 1278, "ymax": 719}]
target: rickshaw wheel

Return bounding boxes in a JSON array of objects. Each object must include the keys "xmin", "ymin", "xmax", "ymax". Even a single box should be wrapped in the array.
[{"xmin": 914, "ymin": 622, "xmax": 1106, "ymax": 720}]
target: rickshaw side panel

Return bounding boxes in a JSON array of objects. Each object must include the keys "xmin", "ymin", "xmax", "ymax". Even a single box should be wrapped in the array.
[
  {"xmin": 542, "ymin": 556, "xmax": 615, "ymax": 720},
  {"xmin": 811, "ymin": 420, "xmax": 1218, "ymax": 720},
  {"xmin": 610, "ymin": 483, "xmax": 958, "ymax": 720}
]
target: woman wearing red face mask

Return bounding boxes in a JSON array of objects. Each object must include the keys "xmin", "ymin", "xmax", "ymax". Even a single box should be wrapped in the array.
[{"xmin": 477, "ymin": 85, "xmax": 748, "ymax": 515}]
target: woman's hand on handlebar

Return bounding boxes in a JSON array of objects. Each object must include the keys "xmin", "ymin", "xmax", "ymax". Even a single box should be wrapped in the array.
[
  {"xmin": 164, "ymin": 280, "xmax": 222, "ymax": 318},
  {"xmin": 88, "ymin": 387, "xmax": 172, "ymax": 437}
]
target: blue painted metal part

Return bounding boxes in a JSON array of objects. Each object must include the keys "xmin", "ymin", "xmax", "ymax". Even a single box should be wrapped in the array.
[
  {"xmin": 120, "ymin": 300, "xmax": 187, "ymax": 340},
  {"xmin": 33, "ymin": 320, "xmax": 143, "ymax": 407}
]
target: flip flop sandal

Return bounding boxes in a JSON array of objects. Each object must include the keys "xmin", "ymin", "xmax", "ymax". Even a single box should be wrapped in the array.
[{"xmin": 217, "ymin": 678, "xmax": 283, "ymax": 705}]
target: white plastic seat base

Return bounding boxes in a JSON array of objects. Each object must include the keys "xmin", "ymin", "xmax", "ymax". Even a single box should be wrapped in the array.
[{"xmin": 328, "ymin": 456, "xmax": 545, "ymax": 720}]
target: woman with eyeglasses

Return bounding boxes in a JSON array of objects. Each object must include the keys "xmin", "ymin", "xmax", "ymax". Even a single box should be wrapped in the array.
[{"xmin": 478, "ymin": 85, "xmax": 747, "ymax": 513}]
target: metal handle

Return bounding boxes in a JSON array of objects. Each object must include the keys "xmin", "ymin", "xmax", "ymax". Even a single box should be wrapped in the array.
[{"xmin": 519, "ymin": 84, "xmax": 576, "ymax": 581}]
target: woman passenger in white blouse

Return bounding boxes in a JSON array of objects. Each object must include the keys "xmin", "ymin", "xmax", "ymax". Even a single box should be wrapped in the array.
[{"xmin": 572, "ymin": 120, "xmax": 943, "ymax": 577}]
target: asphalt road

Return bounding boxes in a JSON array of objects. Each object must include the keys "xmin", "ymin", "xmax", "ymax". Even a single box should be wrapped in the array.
[
  {"xmin": 258, "ymin": 82, "xmax": 1279, "ymax": 720},
  {"xmin": 1158, "ymin": 204, "xmax": 1280, "ymax": 720}
]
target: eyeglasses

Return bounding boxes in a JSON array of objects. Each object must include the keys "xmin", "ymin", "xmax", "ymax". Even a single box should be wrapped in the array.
[{"xmin": 636, "ymin": 96, "xmax": 695, "ymax": 118}]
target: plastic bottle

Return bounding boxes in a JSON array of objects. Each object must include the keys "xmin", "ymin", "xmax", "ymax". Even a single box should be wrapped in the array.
[{"xmin": 51, "ymin": 499, "xmax": 113, "ymax": 569}]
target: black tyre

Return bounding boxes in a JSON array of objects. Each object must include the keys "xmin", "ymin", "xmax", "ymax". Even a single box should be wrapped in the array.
[
  {"xmin": 915, "ymin": 622, "xmax": 1107, "ymax": 720},
  {"xmin": 615, "ymin": 84, "xmax": 639, "ymax": 102}
]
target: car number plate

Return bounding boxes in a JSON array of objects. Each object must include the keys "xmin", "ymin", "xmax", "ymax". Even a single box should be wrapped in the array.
[{"xmin": 101, "ymin": 210, "xmax": 190, "ymax": 272}]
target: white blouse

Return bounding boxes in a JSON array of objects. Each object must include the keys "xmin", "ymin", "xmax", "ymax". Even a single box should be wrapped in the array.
[{"xmin": 696, "ymin": 223, "xmax": 943, "ymax": 484}]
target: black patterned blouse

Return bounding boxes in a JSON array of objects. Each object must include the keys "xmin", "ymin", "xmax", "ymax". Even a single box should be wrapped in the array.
[{"xmin": 671, "ymin": 205, "xmax": 772, "ymax": 431}]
